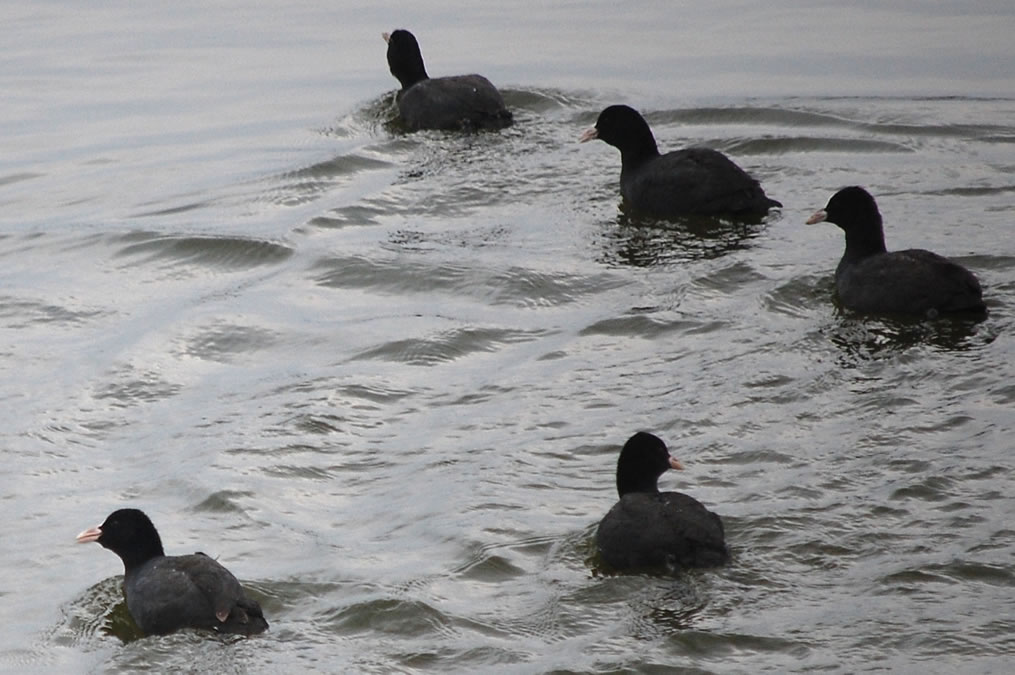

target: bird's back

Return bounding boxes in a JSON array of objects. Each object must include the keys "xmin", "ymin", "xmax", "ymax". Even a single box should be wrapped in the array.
[
  {"xmin": 622, "ymin": 147, "xmax": 780, "ymax": 217},
  {"xmin": 836, "ymin": 248, "xmax": 985, "ymax": 317},
  {"xmin": 398, "ymin": 74, "xmax": 512, "ymax": 131},
  {"xmin": 126, "ymin": 553, "xmax": 268, "ymax": 636},
  {"xmin": 597, "ymin": 491, "xmax": 728, "ymax": 572}
]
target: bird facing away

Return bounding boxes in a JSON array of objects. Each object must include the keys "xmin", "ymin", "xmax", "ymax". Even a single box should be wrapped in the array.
[
  {"xmin": 580, "ymin": 104, "xmax": 781, "ymax": 219},
  {"xmin": 76, "ymin": 508, "xmax": 268, "ymax": 637},
  {"xmin": 382, "ymin": 29, "xmax": 512, "ymax": 132},
  {"xmin": 806, "ymin": 186, "xmax": 986, "ymax": 318},
  {"xmin": 596, "ymin": 432, "xmax": 729, "ymax": 573}
]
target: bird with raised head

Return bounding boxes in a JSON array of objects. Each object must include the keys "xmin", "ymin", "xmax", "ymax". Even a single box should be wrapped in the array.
[
  {"xmin": 596, "ymin": 432, "xmax": 729, "ymax": 573},
  {"xmin": 581, "ymin": 104, "xmax": 781, "ymax": 219},
  {"xmin": 76, "ymin": 508, "xmax": 268, "ymax": 637},
  {"xmin": 807, "ymin": 186, "xmax": 986, "ymax": 318}
]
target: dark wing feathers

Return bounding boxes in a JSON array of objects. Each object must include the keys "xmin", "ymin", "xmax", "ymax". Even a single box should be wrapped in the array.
[
  {"xmin": 837, "ymin": 248, "xmax": 984, "ymax": 315},
  {"xmin": 176, "ymin": 553, "xmax": 245, "ymax": 624},
  {"xmin": 623, "ymin": 148, "xmax": 778, "ymax": 217},
  {"xmin": 597, "ymin": 492, "xmax": 728, "ymax": 571},
  {"xmin": 127, "ymin": 554, "xmax": 268, "ymax": 636},
  {"xmin": 398, "ymin": 75, "xmax": 512, "ymax": 131}
]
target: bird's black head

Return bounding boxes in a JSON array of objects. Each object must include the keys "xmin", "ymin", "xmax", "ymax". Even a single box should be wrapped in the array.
[
  {"xmin": 806, "ymin": 186, "xmax": 887, "ymax": 257},
  {"xmin": 77, "ymin": 508, "xmax": 165, "ymax": 571},
  {"xmin": 820, "ymin": 186, "xmax": 881, "ymax": 230},
  {"xmin": 615, "ymin": 431, "xmax": 684, "ymax": 497},
  {"xmin": 581, "ymin": 105, "xmax": 659, "ymax": 162},
  {"xmin": 385, "ymin": 29, "xmax": 429, "ymax": 89}
]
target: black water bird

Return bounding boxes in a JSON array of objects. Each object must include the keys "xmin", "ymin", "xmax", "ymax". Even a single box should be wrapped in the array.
[
  {"xmin": 807, "ymin": 186, "xmax": 985, "ymax": 318},
  {"xmin": 76, "ymin": 508, "xmax": 268, "ymax": 637},
  {"xmin": 596, "ymin": 432, "xmax": 729, "ymax": 572},
  {"xmin": 382, "ymin": 29, "xmax": 512, "ymax": 131},
  {"xmin": 580, "ymin": 104, "xmax": 781, "ymax": 218}
]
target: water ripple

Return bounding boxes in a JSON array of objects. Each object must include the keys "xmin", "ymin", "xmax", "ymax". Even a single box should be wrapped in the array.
[
  {"xmin": 312, "ymin": 254, "xmax": 627, "ymax": 307},
  {"xmin": 351, "ymin": 326, "xmax": 548, "ymax": 366},
  {"xmin": 114, "ymin": 233, "xmax": 293, "ymax": 271}
]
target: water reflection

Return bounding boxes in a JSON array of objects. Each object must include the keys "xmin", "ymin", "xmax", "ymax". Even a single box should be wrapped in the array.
[
  {"xmin": 826, "ymin": 312, "xmax": 986, "ymax": 363},
  {"xmin": 99, "ymin": 600, "xmax": 146, "ymax": 643},
  {"xmin": 598, "ymin": 210, "xmax": 767, "ymax": 267}
]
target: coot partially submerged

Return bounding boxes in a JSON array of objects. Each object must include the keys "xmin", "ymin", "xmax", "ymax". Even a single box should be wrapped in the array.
[
  {"xmin": 383, "ymin": 29, "xmax": 512, "ymax": 131},
  {"xmin": 580, "ymin": 105, "xmax": 781, "ymax": 219},
  {"xmin": 596, "ymin": 432, "xmax": 729, "ymax": 573},
  {"xmin": 76, "ymin": 508, "xmax": 268, "ymax": 637},
  {"xmin": 807, "ymin": 186, "xmax": 986, "ymax": 318}
]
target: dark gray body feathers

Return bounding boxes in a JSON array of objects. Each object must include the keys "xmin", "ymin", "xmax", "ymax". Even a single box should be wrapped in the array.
[
  {"xmin": 126, "ymin": 552, "xmax": 268, "ymax": 636},
  {"xmin": 835, "ymin": 248, "xmax": 984, "ymax": 318},
  {"xmin": 397, "ymin": 74, "xmax": 512, "ymax": 131},
  {"xmin": 597, "ymin": 491, "xmax": 729, "ymax": 571},
  {"xmin": 622, "ymin": 146, "xmax": 781, "ymax": 217}
]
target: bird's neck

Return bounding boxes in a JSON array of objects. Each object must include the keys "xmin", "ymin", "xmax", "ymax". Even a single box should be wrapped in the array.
[
  {"xmin": 397, "ymin": 64, "xmax": 429, "ymax": 89},
  {"xmin": 620, "ymin": 138, "xmax": 660, "ymax": 171},
  {"xmin": 842, "ymin": 222, "xmax": 888, "ymax": 263},
  {"xmin": 616, "ymin": 466, "xmax": 660, "ymax": 497},
  {"xmin": 116, "ymin": 541, "xmax": 164, "ymax": 574}
]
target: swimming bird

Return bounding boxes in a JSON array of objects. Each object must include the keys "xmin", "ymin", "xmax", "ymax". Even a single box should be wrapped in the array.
[
  {"xmin": 382, "ymin": 29, "xmax": 512, "ymax": 131},
  {"xmin": 76, "ymin": 508, "xmax": 268, "ymax": 637},
  {"xmin": 596, "ymin": 432, "xmax": 729, "ymax": 572},
  {"xmin": 580, "ymin": 104, "xmax": 781, "ymax": 218},
  {"xmin": 806, "ymin": 186, "xmax": 986, "ymax": 318}
]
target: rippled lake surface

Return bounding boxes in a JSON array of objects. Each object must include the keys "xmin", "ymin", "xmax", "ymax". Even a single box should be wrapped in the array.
[{"xmin": 3, "ymin": 2, "xmax": 1015, "ymax": 673}]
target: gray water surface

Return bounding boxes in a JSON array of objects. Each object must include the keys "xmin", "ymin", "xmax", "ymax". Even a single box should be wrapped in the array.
[{"xmin": 3, "ymin": 2, "xmax": 1015, "ymax": 673}]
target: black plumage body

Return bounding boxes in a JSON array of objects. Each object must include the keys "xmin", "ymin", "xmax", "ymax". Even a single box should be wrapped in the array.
[
  {"xmin": 395, "ymin": 74, "xmax": 511, "ymax": 131},
  {"xmin": 124, "ymin": 552, "xmax": 268, "ymax": 636},
  {"xmin": 597, "ymin": 490, "xmax": 728, "ymax": 571}
]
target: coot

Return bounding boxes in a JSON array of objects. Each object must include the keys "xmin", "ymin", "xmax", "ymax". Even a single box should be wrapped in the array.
[
  {"xmin": 807, "ymin": 186, "xmax": 986, "ymax": 318},
  {"xmin": 596, "ymin": 432, "xmax": 729, "ymax": 572},
  {"xmin": 76, "ymin": 508, "xmax": 268, "ymax": 637},
  {"xmin": 580, "ymin": 105, "xmax": 781, "ymax": 218},
  {"xmin": 383, "ymin": 29, "xmax": 512, "ymax": 131}
]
